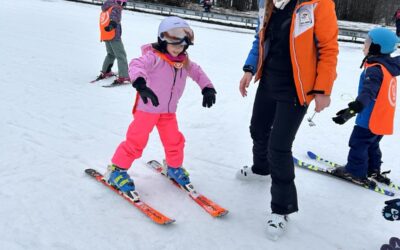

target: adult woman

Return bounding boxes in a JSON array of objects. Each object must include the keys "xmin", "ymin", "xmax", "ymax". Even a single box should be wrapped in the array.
[{"xmin": 237, "ymin": 0, "xmax": 339, "ymax": 240}]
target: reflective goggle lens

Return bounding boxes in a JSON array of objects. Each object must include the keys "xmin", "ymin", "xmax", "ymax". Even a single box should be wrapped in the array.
[{"xmin": 161, "ymin": 27, "xmax": 194, "ymax": 45}]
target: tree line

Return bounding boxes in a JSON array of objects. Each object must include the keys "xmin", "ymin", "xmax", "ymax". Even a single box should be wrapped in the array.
[{"xmin": 138, "ymin": 0, "xmax": 399, "ymax": 25}]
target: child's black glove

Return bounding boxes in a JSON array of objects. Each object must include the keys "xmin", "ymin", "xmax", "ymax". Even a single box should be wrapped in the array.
[
  {"xmin": 202, "ymin": 87, "xmax": 216, "ymax": 108},
  {"xmin": 332, "ymin": 100, "xmax": 364, "ymax": 125},
  {"xmin": 132, "ymin": 77, "xmax": 159, "ymax": 107},
  {"xmin": 382, "ymin": 198, "xmax": 400, "ymax": 221},
  {"xmin": 104, "ymin": 21, "xmax": 117, "ymax": 32}
]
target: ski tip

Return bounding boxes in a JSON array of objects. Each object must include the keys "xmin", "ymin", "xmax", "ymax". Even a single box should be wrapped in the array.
[
  {"xmin": 216, "ymin": 210, "xmax": 229, "ymax": 217},
  {"xmin": 307, "ymin": 151, "xmax": 317, "ymax": 159},
  {"xmin": 85, "ymin": 168, "xmax": 96, "ymax": 174},
  {"xmin": 385, "ymin": 191, "xmax": 396, "ymax": 197},
  {"xmin": 162, "ymin": 219, "xmax": 176, "ymax": 225},
  {"xmin": 85, "ymin": 168, "xmax": 102, "ymax": 176},
  {"xmin": 147, "ymin": 160, "xmax": 162, "ymax": 166}
]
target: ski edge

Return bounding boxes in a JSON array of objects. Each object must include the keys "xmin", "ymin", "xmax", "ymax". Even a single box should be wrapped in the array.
[
  {"xmin": 293, "ymin": 157, "xmax": 395, "ymax": 197},
  {"xmin": 307, "ymin": 151, "xmax": 400, "ymax": 191}
]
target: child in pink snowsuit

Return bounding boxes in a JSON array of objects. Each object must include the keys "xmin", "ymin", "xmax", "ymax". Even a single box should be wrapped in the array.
[{"xmin": 105, "ymin": 16, "xmax": 216, "ymax": 197}]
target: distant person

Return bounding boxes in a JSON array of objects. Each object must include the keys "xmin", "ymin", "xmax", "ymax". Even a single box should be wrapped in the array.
[
  {"xmin": 95, "ymin": 0, "xmax": 130, "ymax": 85},
  {"xmin": 332, "ymin": 27, "xmax": 400, "ymax": 187},
  {"xmin": 236, "ymin": 0, "xmax": 338, "ymax": 241},
  {"xmin": 103, "ymin": 17, "xmax": 216, "ymax": 200},
  {"xmin": 394, "ymin": 8, "xmax": 400, "ymax": 36},
  {"xmin": 203, "ymin": 0, "xmax": 212, "ymax": 12}
]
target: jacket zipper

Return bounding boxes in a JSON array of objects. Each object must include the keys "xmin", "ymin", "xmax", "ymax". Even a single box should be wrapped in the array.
[
  {"xmin": 168, "ymin": 68, "xmax": 178, "ymax": 113},
  {"xmin": 291, "ymin": 2, "xmax": 309, "ymax": 106}
]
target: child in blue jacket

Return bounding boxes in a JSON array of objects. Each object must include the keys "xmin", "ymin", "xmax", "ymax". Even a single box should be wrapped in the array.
[{"xmin": 332, "ymin": 27, "xmax": 400, "ymax": 187}]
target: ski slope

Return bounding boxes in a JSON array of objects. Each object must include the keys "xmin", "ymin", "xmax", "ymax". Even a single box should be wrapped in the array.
[{"xmin": 1, "ymin": 0, "xmax": 399, "ymax": 249}]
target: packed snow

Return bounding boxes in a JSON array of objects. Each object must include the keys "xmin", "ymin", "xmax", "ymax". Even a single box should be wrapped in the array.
[{"xmin": 1, "ymin": 0, "xmax": 399, "ymax": 249}]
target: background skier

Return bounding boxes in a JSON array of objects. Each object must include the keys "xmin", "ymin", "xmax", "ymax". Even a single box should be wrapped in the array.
[
  {"xmin": 96, "ymin": 0, "xmax": 130, "ymax": 85},
  {"xmin": 394, "ymin": 8, "xmax": 400, "ymax": 36},
  {"xmin": 332, "ymin": 27, "xmax": 400, "ymax": 188}
]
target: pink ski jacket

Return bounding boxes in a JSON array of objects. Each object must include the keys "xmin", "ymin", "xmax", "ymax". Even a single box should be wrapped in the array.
[{"xmin": 129, "ymin": 44, "xmax": 214, "ymax": 113}]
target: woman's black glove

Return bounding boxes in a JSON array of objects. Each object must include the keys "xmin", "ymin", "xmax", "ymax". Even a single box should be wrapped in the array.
[
  {"xmin": 202, "ymin": 87, "xmax": 216, "ymax": 108},
  {"xmin": 132, "ymin": 77, "xmax": 159, "ymax": 107},
  {"xmin": 332, "ymin": 100, "xmax": 364, "ymax": 125}
]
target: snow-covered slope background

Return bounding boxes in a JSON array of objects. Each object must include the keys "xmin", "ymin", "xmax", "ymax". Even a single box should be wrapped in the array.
[{"xmin": 1, "ymin": 0, "xmax": 399, "ymax": 249}]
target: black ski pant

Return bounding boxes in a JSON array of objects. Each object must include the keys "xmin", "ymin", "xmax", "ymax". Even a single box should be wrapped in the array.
[{"xmin": 250, "ymin": 82, "xmax": 307, "ymax": 215}]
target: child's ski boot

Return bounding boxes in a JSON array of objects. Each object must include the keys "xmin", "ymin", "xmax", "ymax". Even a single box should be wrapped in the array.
[
  {"xmin": 91, "ymin": 71, "xmax": 115, "ymax": 82},
  {"xmin": 104, "ymin": 164, "xmax": 139, "ymax": 201},
  {"xmin": 112, "ymin": 77, "xmax": 130, "ymax": 85},
  {"xmin": 332, "ymin": 166, "xmax": 377, "ymax": 188},
  {"xmin": 167, "ymin": 166, "xmax": 190, "ymax": 187},
  {"xmin": 369, "ymin": 170, "xmax": 391, "ymax": 185}
]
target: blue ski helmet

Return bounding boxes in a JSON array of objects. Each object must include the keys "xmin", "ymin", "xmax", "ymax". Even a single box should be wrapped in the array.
[{"xmin": 367, "ymin": 27, "xmax": 399, "ymax": 54}]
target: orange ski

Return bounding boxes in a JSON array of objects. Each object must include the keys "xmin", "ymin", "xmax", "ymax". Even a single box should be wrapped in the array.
[
  {"xmin": 146, "ymin": 160, "xmax": 228, "ymax": 217},
  {"xmin": 85, "ymin": 168, "xmax": 175, "ymax": 225}
]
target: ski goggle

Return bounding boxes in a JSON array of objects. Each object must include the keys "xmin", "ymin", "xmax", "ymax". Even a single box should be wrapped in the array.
[{"xmin": 160, "ymin": 27, "xmax": 194, "ymax": 45}]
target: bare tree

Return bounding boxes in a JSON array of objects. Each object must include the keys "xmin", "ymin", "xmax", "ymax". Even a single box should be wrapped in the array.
[
  {"xmin": 251, "ymin": 0, "xmax": 258, "ymax": 11},
  {"xmin": 232, "ymin": 0, "xmax": 250, "ymax": 11},
  {"xmin": 138, "ymin": 0, "xmax": 400, "ymax": 23},
  {"xmin": 217, "ymin": 0, "xmax": 232, "ymax": 8},
  {"xmin": 334, "ymin": 0, "xmax": 399, "ymax": 25}
]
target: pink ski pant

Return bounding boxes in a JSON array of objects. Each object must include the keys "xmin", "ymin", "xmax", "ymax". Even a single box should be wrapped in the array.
[{"xmin": 111, "ymin": 111, "xmax": 185, "ymax": 169}]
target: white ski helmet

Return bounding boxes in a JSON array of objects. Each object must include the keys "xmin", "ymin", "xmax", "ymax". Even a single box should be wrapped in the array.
[{"xmin": 158, "ymin": 16, "xmax": 194, "ymax": 46}]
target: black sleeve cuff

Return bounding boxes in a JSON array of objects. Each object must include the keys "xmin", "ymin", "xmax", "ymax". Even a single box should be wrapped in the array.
[
  {"xmin": 243, "ymin": 65, "xmax": 255, "ymax": 75},
  {"xmin": 348, "ymin": 100, "xmax": 364, "ymax": 113},
  {"xmin": 202, "ymin": 87, "xmax": 217, "ymax": 95},
  {"xmin": 307, "ymin": 90, "xmax": 325, "ymax": 95}
]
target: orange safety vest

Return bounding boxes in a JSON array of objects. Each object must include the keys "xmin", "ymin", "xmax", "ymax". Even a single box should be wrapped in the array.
[
  {"xmin": 366, "ymin": 63, "xmax": 397, "ymax": 135},
  {"xmin": 256, "ymin": 0, "xmax": 338, "ymax": 105},
  {"xmin": 99, "ymin": 7, "xmax": 116, "ymax": 42}
]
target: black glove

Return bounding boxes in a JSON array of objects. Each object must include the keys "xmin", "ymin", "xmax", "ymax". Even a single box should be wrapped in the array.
[
  {"xmin": 382, "ymin": 198, "xmax": 400, "ymax": 221},
  {"xmin": 332, "ymin": 100, "xmax": 364, "ymax": 125},
  {"xmin": 132, "ymin": 77, "xmax": 159, "ymax": 107},
  {"xmin": 202, "ymin": 87, "xmax": 216, "ymax": 108},
  {"xmin": 104, "ymin": 20, "xmax": 117, "ymax": 32}
]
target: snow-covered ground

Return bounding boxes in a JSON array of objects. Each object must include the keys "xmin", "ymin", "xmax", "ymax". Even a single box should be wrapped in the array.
[{"xmin": 1, "ymin": 0, "xmax": 399, "ymax": 249}]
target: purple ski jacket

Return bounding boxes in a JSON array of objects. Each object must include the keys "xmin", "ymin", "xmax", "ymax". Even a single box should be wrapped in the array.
[
  {"xmin": 102, "ymin": 0, "xmax": 122, "ymax": 41},
  {"xmin": 129, "ymin": 44, "xmax": 214, "ymax": 113}
]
